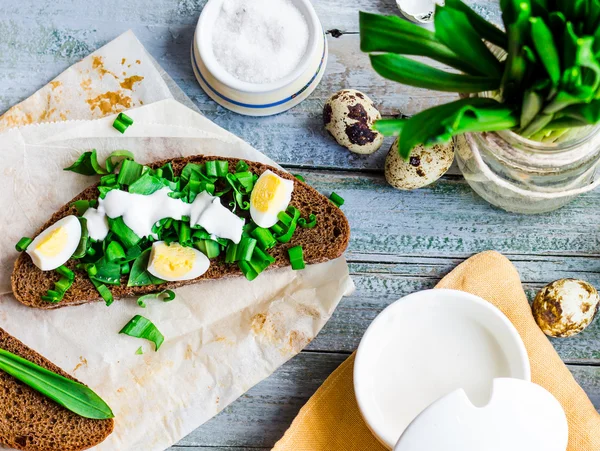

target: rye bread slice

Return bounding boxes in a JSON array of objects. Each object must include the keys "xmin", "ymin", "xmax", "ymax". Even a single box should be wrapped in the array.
[
  {"xmin": 0, "ymin": 328, "xmax": 114, "ymax": 451},
  {"xmin": 12, "ymin": 156, "xmax": 350, "ymax": 309}
]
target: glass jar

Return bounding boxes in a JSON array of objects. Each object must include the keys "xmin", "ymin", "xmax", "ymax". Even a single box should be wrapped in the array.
[{"xmin": 455, "ymin": 126, "xmax": 600, "ymax": 214}]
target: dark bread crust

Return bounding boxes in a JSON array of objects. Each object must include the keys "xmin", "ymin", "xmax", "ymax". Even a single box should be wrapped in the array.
[
  {"xmin": 0, "ymin": 328, "xmax": 114, "ymax": 450},
  {"xmin": 12, "ymin": 156, "xmax": 350, "ymax": 309}
]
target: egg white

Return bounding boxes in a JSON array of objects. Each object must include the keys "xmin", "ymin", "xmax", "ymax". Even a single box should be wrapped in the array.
[
  {"xmin": 147, "ymin": 241, "xmax": 210, "ymax": 282},
  {"xmin": 27, "ymin": 215, "xmax": 82, "ymax": 271},
  {"xmin": 250, "ymin": 170, "xmax": 294, "ymax": 228}
]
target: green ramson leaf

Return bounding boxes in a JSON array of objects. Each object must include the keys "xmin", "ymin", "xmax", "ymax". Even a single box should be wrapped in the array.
[
  {"xmin": 107, "ymin": 217, "xmax": 142, "ymax": 249},
  {"xmin": 120, "ymin": 315, "xmax": 164, "ymax": 352},
  {"xmin": 396, "ymin": 98, "xmax": 518, "ymax": 159},
  {"xmin": 358, "ymin": 11, "xmax": 478, "ymax": 75},
  {"xmin": 0, "ymin": 349, "xmax": 114, "ymax": 419},
  {"xmin": 521, "ymin": 113, "xmax": 555, "ymax": 137},
  {"xmin": 128, "ymin": 172, "xmax": 165, "ymax": 196},
  {"xmin": 434, "ymin": 5, "xmax": 503, "ymax": 78},
  {"xmin": 64, "ymin": 150, "xmax": 108, "ymax": 176},
  {"xmin": 369, "ymin": 54, "xmax": 501, "ymax": 93},
  {"xmin": 444, "ymin": 0, "xmax": 508, "ymax": 49},
  {"xmin": 128, "ymin": 248, "xmax": 165, "ymax": 287},
  {"xmin": 530, "ymin": 17, "xmax": 561, "ymax": 85}
]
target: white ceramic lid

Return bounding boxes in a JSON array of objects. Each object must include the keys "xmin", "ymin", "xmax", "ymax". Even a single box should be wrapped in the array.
[
  {"xmin": 395, "ymin": 378, "xmax": 568, "ymax": 451},
  {"xmin": 354, "ymin": 289, "xmax": 531, "ymax": 449}
]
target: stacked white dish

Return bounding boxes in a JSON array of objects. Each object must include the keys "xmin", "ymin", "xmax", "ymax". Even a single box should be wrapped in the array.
[
  {"xmin": 192, "ymin": 0, "xmax": 328, "ymax": 117},
  {"xmin": 354, "ymin": 289, "xmax": 569, "ymax": 451}
]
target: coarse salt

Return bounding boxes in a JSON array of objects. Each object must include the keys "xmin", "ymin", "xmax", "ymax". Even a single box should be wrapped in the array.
[{"xmin": 211, "ymin": 0, "xmax": 310, "ymax": 84}]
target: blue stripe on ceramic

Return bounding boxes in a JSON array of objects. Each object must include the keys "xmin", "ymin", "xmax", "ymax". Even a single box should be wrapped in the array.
[{"xmin": 191, "ymin": 36, "xmax": 326, "ymax": 109}]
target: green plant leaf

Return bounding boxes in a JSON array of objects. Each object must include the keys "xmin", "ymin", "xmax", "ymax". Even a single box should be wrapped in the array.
[
  {"xmin": 434, "ymin": 5, "xmax": 503, "ymax": 78},
  {"xmin": 395, "ymin": 98, "xmax": 518, "ymax": 158},
  {"xmin": 530, "ymin": 17, "xmax": 561, "ymax": 85},
  {"xmin": 0, "ymin": 349, "xmax": 114, "ymax": 420},
  {"xmin": 520, "ymin": 90, "xmax": 545, "ymax": 129},
  {"xmin": 127, "ymin": 248, "xmax": 165, "ymax": 287},
  {"xmin": 501, "ymin": 2, "xmax": 532, "ymax": 101},
  {"xmin": 369, "ymin": 54, "xmax": 501, "ymax": 93},
  {"xmin": 372, "ymin": 118, "xmax": 408, "ymax": 136},
  {"xmin": 358, "ymin": 11, "xmax": 477, "ymax": 75},
  {"xmin": 120, "ymin": 315, "xmax": 164, "ymax": 351},
  {"xmin": 559, "ymin": 100, "xmax": 600, "ymax": 123},
  {"xmin": 444, "ymin": 0, "xmax": 508, "ymax": 49},
  {"xmin": 521, "ymin": 113, "xmax": 555, "ymax": 137}
]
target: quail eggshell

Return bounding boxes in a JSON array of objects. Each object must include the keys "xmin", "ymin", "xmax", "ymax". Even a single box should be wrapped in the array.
[
  {"xmin": 532, "ymin": 279, "xmax": 600, "ymax": 338},
  {"xmin": 323, "ymin": 89, "xmax": 384, "ymax": 154},
  {"xmin": 385, "ymin": 138, "xmax": 455, "ymax": 190}
]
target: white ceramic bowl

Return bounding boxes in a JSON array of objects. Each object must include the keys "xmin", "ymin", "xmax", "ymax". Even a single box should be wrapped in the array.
[
  {"xmin": 192, "ymin": 0, "xmax": 328, "ymax": 116},
  {"xmin": 354, "ymin": 289, "xmax": 531, "ymax": 450}
]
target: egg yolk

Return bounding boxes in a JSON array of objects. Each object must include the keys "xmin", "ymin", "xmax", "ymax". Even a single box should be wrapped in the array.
[
  {"xmin": 36, "ymin": 227, "xmax": 68, "ymax": 257},
  {"xmin": 251, "ymin": 174, "xmax": 284, "ymax": 212},
  {"xmin": 152, "ymin": 243, "xmax": 196, "ymax": 278}
]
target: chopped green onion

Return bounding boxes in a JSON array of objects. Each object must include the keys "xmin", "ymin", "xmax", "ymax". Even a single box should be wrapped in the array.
[
  {"xmin": 329, "ymin": 192, "xmax": 345, "ymax": 207},
  {"xmin": 105, "ymin": 150, "xmax": 135, "ymax": 173},
  {"xmin": 251, "ymin": 227, "xmax": 277, "ymax": 250},
  {"xmin": 41, "ymin": 265, "xmax": 76, "ymax": 304},
  {"xmin": 178, "ymin": 222, "xmax": 192, "ymax": 246},
  {"xmin": 15, "ymin": 237, "xmax": 33, "ymax": 252},
  {"xmin": 100, "ymin": 173, "xmax": 118, "ymax": 187},
  {"xmin": 117, "ymin": 159, "xmax": 144, "ymax": 185},
  {"xmin": 216, "ymin": 160, "xmax": 229, "ymax": 177},
  {"xmin": 106, "ymin": 241, "xmax": 126, "ymax": 262},
  {"xmin": 235, "ymin": 171, "xmax": 255, "ymax": 192},
  {"xmin": 194, "ymin": 240, "xmax": 221, "ymax": 258},
  {"xmin": 160, "ymin": 162, "xmax": 174, "ymax": 181},
  {"xmin": 298, "ymin": 214, "xmax": 317, "ymax": 229},
  {"xmin": 205, "ymin": 161, "xmax": 218, "ymax": 177},
  {"xmin": 288, "ymin": 245, "xmax": 306, "ymax": 270},
  {"xmin": 64, "ymin": 149, "xmax": 108, "ymax": 175},
  {"xmin": 71, "ymin": 199, "xmax": 97, "ymax": 216},
  {"xmin": 137, "ymin": 290, "xmax": 176, "ymax": 308},
  {"xmin": 86, "ymin": 247, "xmax": 97, "ymax": 257},
  {"xmin": 128, "ymin": 172, "xmax": 164, "ymax": 196},
  {"xmin": 294, "ymin": 174, "xmax": 305, "ymax": 182},
  {"xmin": 237, "ymin": 237, "xmax": 257, "ymax": 261},
  {"xmin": 239, "ymin": 247, "xmax": 276, "ymax": 281},
  {"xmin": 77, "ymin": 262, "xmax": 98, "ymax": 278},
  {"xmin": 92, "ymin": 280, "xmax": 114, "ymax": 306},
  {"xmin": 56, "ymin": 265, "xmax": 75, "ymax": 281},
  {"xmin": 112, "ymin": 113, "xmax": 134, "ymax": 134},
  {"xmin": 273, "ymin": 206, "xmax": 301, "ymax": 243},
  {"xmin": 117, "ymin": 112, "xmax": 134, "ymax": 126},
  {"xmin": 236, "ymin": 160, "xmax": 249, "ymax": 172},
  {"xmin": 119, "ymin": 315, "xmax": 164, "ymax": 352},
  {"xmin": 107, "ymin": 217, "xmax": 142, "ymax": 248},
  {"xmin": 135, "ymin": 347, "xmax": 144, "ymax": 355},
  {"xmin": 225, "ymin": 242, "xmax": 239, "ymax": 263},
  {"xmin": 239, "ymin": 260, "xmax": 259, "ymax": 281},
  {"xmin": 113, "ymin": 119, "xmax": 128, "ymax": 134}
]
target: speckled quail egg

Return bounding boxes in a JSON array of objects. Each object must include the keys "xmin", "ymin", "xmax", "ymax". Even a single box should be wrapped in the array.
[
  {"xmin": 384, "ymin": 138, "xmax": 455, "ymax": 190},
  {"xmin": 532, "ymin": 279, "xmax": 600, "ymax": 338},
  {"xmin": 323, "ymin": 89, "xmax": 384, "ymax": 154}
]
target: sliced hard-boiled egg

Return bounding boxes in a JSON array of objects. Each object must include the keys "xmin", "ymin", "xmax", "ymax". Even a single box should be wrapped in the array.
[
  {"xmin": 250, "ymin": 170, "xmax": 294, "ymax": 228},
  {"xmin": 147, "ymin": 241, "xmax": 210, "ymax": 282},
  {"xmin": 27, "ymin": 215, "xmax": 82, "ymax": 271}
]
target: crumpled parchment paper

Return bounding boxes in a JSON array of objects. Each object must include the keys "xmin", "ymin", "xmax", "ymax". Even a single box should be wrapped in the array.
[{"xmin": 0, "ymin": 32, "xmax": 354, "ymax": 451}]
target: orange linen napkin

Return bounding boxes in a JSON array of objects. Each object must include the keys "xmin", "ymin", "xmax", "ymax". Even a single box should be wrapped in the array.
[{"xmin": 273, "ymin": 251, "xmax": 600, "ymax": 451}]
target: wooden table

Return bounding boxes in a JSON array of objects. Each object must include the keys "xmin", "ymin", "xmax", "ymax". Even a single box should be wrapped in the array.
[{"xmin": 1, "ymin": 1, "xmax": 599, "ymax": 449}]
